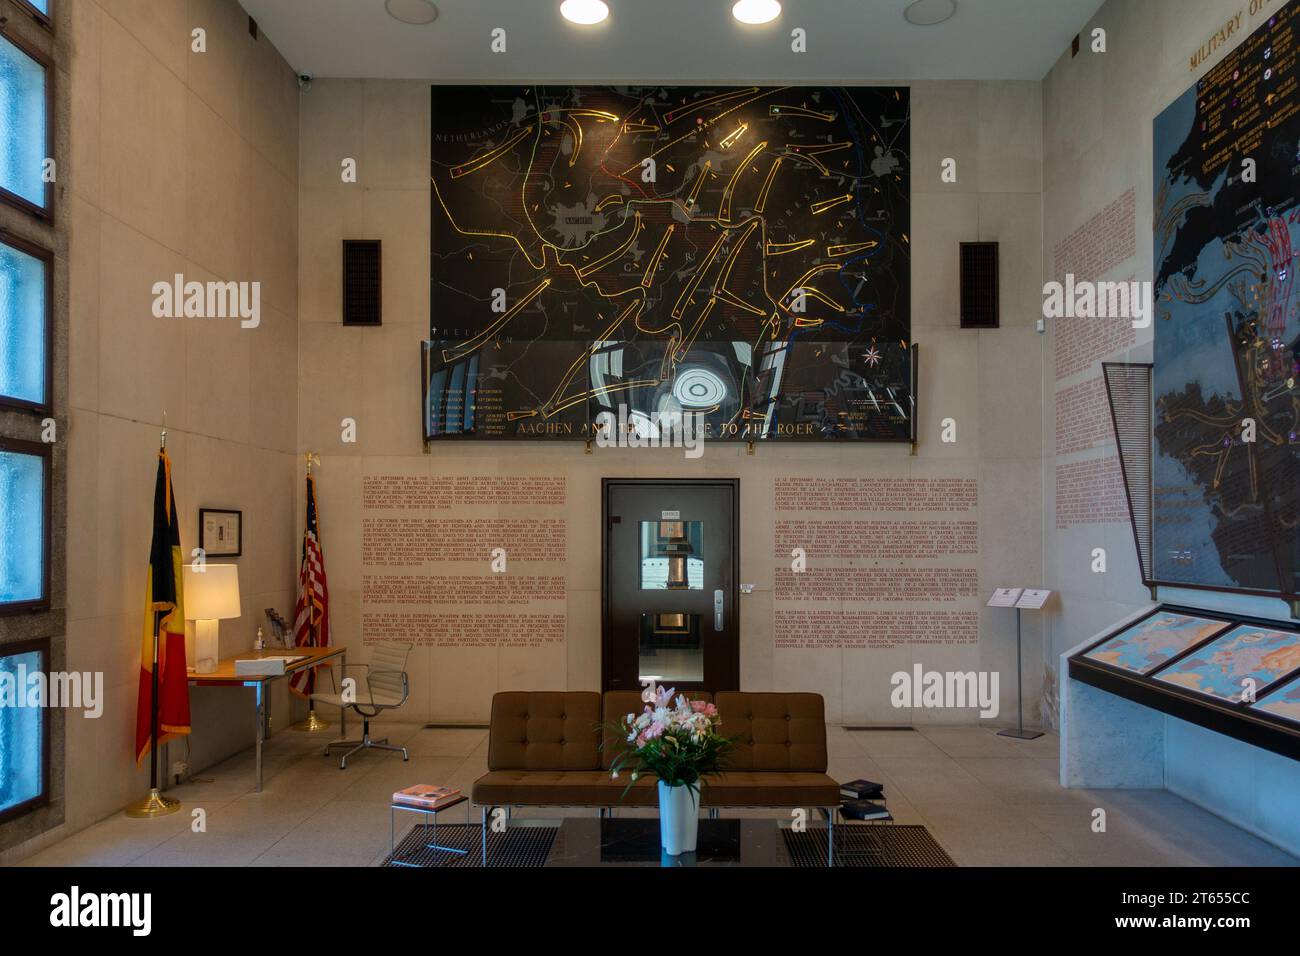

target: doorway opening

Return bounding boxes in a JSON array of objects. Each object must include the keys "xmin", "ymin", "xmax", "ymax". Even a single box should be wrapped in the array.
[{"xmin": 601, "ymin": 479, "xmax": 739, "ymax": 692}]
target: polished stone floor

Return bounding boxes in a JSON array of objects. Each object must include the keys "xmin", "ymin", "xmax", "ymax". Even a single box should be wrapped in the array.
[{"xmin": 10, "ymin": 722, "xmax": 1298, "ymax": 867}]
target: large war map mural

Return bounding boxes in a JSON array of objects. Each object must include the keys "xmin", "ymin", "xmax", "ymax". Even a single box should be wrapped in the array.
[
  {"xmin": 425, "ymin": 85, "xmax": 911, "ymax": 442},
  {"xmin": 1152, "ymin": 2, "xmax": 1300, "ymax": 598}
]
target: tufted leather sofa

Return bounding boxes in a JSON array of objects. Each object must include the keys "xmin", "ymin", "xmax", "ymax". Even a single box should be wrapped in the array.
[{"xmin": 470, "ymin": 689, "xmax": 841, "ymax": 810}]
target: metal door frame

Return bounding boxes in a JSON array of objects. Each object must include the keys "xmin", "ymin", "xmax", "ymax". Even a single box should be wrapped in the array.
[{"xmin": 601, "ymin": 478, "xmax": 740, "ymax": 692}]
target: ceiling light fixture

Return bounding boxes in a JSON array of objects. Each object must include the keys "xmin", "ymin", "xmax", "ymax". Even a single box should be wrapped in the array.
[
  {"xmin": 903, "ymin": 0, "xmax": 957, "ymax": 27},
  {"xmin": 560, "ymin": 0, "xmax": 610, "ymax": 25},
  {"xmin": 384, "ymin": 0, "xmax": 438, "ymax": 25},
  {"xmin": 732, "ymin": 0, "xmax": 781, "ymax": 25}
]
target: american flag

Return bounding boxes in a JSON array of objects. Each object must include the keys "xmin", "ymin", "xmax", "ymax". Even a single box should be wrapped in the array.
[{"xmin": 289, "ymin": 473, "xmax": 329, "ymax": 698}]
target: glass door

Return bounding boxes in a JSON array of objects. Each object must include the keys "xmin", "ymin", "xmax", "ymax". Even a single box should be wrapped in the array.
[{"xmin": 603, "ymin": 480, "xmax": 738, "ymax": 692}]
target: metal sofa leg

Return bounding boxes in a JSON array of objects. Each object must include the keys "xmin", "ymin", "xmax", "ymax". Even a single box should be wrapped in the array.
[{"xmin": 827, "ymin": 806, "xmax": 836, "ymax": 867}]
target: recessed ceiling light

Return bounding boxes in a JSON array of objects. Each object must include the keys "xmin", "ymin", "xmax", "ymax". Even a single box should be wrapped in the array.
[
  {"xmin": 561, "ymin": 0, "xmax": 610, "ymax": 25},
  {"xmin": 732, "ymin": 0, "xmax": 781, "ymax": 25},
  {"xmin": 384, "ymin": 0, "xmax": 438, "ymax": 25},
  {"xmin": 903, "ymin": 0, "xmax": 957, "ymax": 26}
]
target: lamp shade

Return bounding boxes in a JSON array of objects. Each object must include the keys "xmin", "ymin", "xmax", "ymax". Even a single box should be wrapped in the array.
[{"xmin": 182, "ymin": 563, "xmax": 241, "ymax": 621}]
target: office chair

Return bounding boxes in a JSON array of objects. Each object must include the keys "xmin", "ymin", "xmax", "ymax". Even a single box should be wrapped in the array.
[{"xmin": 314, "ymin": 642, "xmax": 413, "ymax": 769}]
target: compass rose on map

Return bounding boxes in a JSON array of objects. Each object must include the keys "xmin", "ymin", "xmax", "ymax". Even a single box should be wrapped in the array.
[{"xmin": 863, "ymin": 345, "xmax": 882, "ymax": 367}]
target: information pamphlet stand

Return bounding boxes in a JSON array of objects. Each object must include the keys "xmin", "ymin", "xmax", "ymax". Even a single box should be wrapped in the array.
[{"xmin": 988, "ymin": 588, "xmax": 1051, "ymax": 740}]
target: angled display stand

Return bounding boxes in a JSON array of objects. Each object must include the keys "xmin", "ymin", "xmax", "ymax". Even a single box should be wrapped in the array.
[{"xmin": 1067, "ymin": 605, "xmax": 1300, "ymax": 761}]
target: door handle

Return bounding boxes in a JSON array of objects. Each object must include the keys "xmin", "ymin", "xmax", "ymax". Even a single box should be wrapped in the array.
[{"xmin": 714, "ymin": 589, "xmax": 723, "ymax": 631}]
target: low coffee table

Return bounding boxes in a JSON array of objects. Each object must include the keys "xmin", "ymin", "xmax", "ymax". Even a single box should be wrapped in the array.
[{"xmin": 389, "ymin": 815, "xmax": 941, "ymax": 867}]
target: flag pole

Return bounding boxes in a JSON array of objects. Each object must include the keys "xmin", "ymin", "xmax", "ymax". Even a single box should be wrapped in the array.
[
  {"xmin": 293, "ymin": 452, "xmax": 330, "ymax": 732},
  {"xmin": 127, "ymin": 427, "xmax": 181, "ymax": 818}
]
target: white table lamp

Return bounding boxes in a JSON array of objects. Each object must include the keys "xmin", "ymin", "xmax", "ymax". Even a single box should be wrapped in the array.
[{"xmin": 183, "ymin": 564, "xmax": 241, "ymax": 675}]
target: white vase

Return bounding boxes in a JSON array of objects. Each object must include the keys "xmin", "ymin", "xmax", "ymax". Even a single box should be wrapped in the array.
[{"xmin": 657, "ymin": 781, "xmax": 700, "ymax": 855}]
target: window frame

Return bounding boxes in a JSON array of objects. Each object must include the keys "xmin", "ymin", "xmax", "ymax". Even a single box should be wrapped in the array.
[
  {"xmin": 0, "ymin": 25, "xmax": 55, "ymax": 222},
  {"xmin": 0, "ymin": 436, "xmax": 50, "ymax": 615},
  {"xmin": 0, "ymin": 635, "xmax": 50, "ymax": 824},
  {"xmin": 10, "ymin": 1, "xmax": 52, "ymax": 32},
  {"xmin": 0, "ymin": 230, "xmax": 53, "ymax": 414}
]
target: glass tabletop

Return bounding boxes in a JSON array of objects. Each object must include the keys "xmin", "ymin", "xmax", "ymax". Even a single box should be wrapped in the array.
[{"xmin": 540, "ymin": 817, "xmax": 797, "ymax": 867}]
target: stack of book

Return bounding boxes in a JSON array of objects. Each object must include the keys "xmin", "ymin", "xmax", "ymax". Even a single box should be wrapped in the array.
[
  {"xmin": 393, "ymin": 784, "xmax": 463, "ymax": 810},
  {"xmin": 839, "ymin": 778, "xmax": 892, "ymax": 822}
]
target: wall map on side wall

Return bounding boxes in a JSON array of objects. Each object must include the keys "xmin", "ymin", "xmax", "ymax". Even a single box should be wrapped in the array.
[
  {"xmin": 425, "ymin": 85, "xmax": 912, "ymax": 442},
  {"xmin": 1152, "ymin": 0, "xmax": 1300, "ymax": 598}
]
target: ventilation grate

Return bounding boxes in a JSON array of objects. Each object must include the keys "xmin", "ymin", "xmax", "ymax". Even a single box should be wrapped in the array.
[
  {"xmin": 1102, "ymin": 362, "xmax": 1154, "ymax": 584},
  {"xmin": 343, "ymin": 239, "xmax": 382, "ymax": 326},
  {"xmin": 785, "ymin": 825, "xmax": 956, "ymax": 867},
  {"xmin": 959, "ymin": 242, "xmax": 999, "ymax": 329},
  {"xmin": 383, "ymin": 823, "xmax": 555, "ymax": 868},
  {"xmin": 844, "ymin": 725, "xmax": 915, "ymax": 732}
]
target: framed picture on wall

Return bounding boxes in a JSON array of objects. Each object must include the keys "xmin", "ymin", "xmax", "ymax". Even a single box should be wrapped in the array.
[{"xmin": 199, "ymin": 508, "xmax": 242, "ymax": 558}]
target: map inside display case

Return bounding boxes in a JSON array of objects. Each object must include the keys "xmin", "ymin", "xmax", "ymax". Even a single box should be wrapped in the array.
[
  {"xmin": 1153, "ymin": 623, "xmax": 1300, "ymax": 703},
  {"xmin": 1253, "ymin": 678, "xmax": 1300, "ymax": 724},
  {"xmin": 1082, "ymin": 610, "xmax": 1231, "ymax": 675},
  {"xmin": 1151, "ymin": 1, "xmax": 1300, "ymax": 598}
]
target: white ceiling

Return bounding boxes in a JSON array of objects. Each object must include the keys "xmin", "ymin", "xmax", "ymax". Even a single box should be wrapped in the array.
[{"xmin": 238, "ymin": 0, "xmax": 1106, "ymax": 83}]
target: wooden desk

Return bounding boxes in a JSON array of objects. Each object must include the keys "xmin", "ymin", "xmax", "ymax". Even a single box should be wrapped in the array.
[{"xmin": 188, "ymin": 645, "xmax": 347, "ymax": 792}]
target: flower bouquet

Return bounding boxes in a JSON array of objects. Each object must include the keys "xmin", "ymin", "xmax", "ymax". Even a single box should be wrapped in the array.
[{"xmin": 607, "ymin": 685, "xmax": 733, "ymax": 855}]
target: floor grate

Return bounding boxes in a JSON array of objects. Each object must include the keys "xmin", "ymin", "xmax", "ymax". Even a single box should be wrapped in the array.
[
  {"xmin": 784, "ymin": 825, "xmax": 956, "ymax": 867},
  {"xmin": 843, "ymin": 725, "xmax": 915, "ymax": 731},
  {"xmin": 382, "ymin": 823, "xmax": 554, "ymax": 867}
]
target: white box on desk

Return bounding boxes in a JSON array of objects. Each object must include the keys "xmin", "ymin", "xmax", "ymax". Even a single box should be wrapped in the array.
[{"xmin": 234, "ymin": 655, "xmax": 304, "ymax": 676}]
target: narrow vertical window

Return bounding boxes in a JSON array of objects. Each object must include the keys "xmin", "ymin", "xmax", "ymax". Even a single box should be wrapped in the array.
[
  {"xmin": 0, "ymin": 439, "xmax": 48, "ymax": 611},
  {"xmin": 0, "ymin": 640, "xmax": 47, "ymax": 821},
  {"xmin": 0, "ymin": 234, "xmax": 50, "ymax": 410},
  {"xmin": 0, "ymin": 31, "xmax": 51, "ymax": 218}
]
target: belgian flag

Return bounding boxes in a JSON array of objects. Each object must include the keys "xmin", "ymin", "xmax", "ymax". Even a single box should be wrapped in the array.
[{"xmin": 134, "ymin": 450, "xmax": 192, "ymax": 764}]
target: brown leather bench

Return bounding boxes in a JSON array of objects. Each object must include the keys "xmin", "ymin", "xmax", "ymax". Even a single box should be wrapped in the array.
[{"xmin": 471, "ymin": 689, "xmax": 841, "ymax": 862}]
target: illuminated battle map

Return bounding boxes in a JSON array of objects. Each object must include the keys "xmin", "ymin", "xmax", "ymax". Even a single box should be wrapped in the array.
[
  {"xmin": 425, "ymin": 85, "xmax": 911, "ymax": 442},
  {"xmin": 1152, "ymin": 2, "xmax": 1300, "ymax": 597}
]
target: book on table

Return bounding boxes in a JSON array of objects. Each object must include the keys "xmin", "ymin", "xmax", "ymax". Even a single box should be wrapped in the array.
[
  {"xmin": 393, "ymin": 784, "xmax": 462, "ymax": 809},
  {"xmin": 839, "ymin": 799, "xmax": 892, "ymax": 822},
  {"xmin": 839, "ymin": 778, "xmax": 884, "ymax": 800}
]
